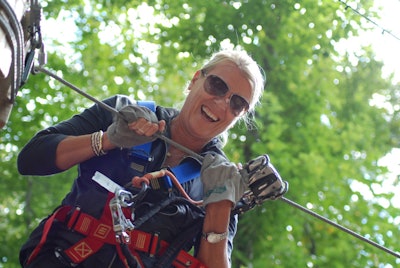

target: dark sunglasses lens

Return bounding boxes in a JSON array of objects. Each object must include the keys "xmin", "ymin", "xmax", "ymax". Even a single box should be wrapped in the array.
[
  {"xmin": 205, "ymin": 75, "xmax": 229, "ymax": 96},
  {"xmin": 230, "ymin": 94, "xmax": 249, "ymax": 116}
]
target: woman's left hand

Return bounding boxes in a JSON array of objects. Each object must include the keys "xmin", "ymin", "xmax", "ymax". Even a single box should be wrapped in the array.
[{"xmin": 200, "ymin": 153, "xmax": 247, "ymax": 207}]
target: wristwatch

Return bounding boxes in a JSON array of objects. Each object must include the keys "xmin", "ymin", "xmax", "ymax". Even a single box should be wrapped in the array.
[{"xmin": 202, "ymin": 231, "xmax": 228, "ymax": 243}]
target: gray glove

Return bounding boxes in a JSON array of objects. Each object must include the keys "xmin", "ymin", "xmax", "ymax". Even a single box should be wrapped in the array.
[
  {"xmin": 200, "ymin": 153, "xmax": 247, "ymax": 207},
  {"xmin": 107, "ymin": 105, "xmax": 158, "ymax": 148}
]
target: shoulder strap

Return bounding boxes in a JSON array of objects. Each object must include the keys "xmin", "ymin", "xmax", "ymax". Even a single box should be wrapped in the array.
[
  {"xmin": 131, "ymin": 100, "xmax": 156, "ymax": 158},
  {"xmin": 169, "ymin": 159, "xmax": 201, "ymax": 184},
  {"xmin": 128, "ymin": 101, "xmax": 156, "ymax": 171},
  {"xmin": 136, "ymin": 100, "xmax": 156, "ymax": 111},
  {"xmin": 130, "ymin": 101, "xmax": 201, "ymax": 185}
]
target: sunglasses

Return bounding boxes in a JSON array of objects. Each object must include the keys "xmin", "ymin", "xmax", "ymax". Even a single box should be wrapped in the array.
[{"xmin": 202, "ymin": 72, "xmax": 250, "ymax": 116}]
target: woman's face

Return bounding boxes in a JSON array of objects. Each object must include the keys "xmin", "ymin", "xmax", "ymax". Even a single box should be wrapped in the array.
[{"xmin": 179, "ymin": 61, "xmax": 252, "ymax": 141}]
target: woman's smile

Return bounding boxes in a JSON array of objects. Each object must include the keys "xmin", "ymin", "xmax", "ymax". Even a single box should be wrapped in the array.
[{"xmin": 201, "ymin": 105, "xmax": 219, "ymax": 122}]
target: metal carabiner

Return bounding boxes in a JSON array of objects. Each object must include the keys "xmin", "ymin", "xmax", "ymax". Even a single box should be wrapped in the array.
[{"xmin": 116, "ymin": 189, "xmax": 135, "ymax": 207}]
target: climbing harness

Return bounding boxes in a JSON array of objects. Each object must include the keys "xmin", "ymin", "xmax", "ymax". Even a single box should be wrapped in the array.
[
  {"xmin": 99, "ymin": 170, "xmax": 207, "ymax": 268},
  {"xmin": 27, "ymin": 169, "xmax": 209, "ymax": 268},
  {"xmin": 87, "ymin": 156, "xmax": 287, "ymax": 267}
]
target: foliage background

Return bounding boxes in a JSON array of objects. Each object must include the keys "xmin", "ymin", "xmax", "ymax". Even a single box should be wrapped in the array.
[{"xmin": 1, "ymin": 0, "xmax": 399, "ymax": 267}]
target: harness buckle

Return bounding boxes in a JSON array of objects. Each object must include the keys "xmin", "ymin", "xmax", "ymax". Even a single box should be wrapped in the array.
[{"xmin": 149, "ymin": 232, "xmax": 160, "ymax": 257}]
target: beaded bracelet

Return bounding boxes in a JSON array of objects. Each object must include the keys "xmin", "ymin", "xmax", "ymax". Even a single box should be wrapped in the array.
[{"xmin": 91, "ymin": 130, "xmax": 107, "ymax": 156}]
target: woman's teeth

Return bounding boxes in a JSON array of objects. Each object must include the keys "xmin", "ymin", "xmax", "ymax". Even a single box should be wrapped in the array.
[{"xmin": 201, "ymin": 105, "xmax": 218, "ymax": 122}]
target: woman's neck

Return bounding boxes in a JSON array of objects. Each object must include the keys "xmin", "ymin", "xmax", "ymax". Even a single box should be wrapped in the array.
[{"xmin": 169, "ymin": 117, "xmax": 207, "ymax": 154}]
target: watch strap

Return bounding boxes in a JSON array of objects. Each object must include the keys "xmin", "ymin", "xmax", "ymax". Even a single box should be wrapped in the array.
[{"xmin": 202, "ymin": 231, "xmax": 228, "ymax": 243}]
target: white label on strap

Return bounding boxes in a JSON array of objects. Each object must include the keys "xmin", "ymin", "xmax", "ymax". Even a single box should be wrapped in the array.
[{"xmin": 92, "ymin": 171, "xmax": 122, "ymax": 193}]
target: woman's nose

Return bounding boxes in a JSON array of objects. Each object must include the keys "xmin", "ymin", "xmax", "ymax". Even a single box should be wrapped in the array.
[{"xmin": 214, "ymin": 95, "xmax": 230, "ymax": 106}]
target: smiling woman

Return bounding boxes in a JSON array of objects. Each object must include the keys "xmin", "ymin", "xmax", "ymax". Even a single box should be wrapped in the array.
[{"xmin": 17, "ymin": 48, "xmax": 268, "ymax": 268}]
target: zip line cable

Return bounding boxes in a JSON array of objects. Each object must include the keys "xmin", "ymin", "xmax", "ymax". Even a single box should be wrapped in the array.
[
  {"xmin": 33, "ymin": 65, "xmax": 400, "ymax": 260},
  {"xmin": 338, "ymin": 0, "xmax": 400, "ymax": 41},
  {"xmin": 281, "ymin": 197, "xmax": 400, "ymax": 259},
  {"xmin": 33, "ymin": 66, "xmax": 204, "ymax": 162}
]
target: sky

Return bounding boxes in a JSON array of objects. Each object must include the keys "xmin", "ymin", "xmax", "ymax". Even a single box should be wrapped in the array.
[
  {"xmin": 335, "ymin": 0, "xmax": 400, "ymax": 208},
  {"xmin": 365, "ymin": 0, "xmax": 400, "ymax": 83},
  {"xmin": 366, "ymin": 0, "xmax": 400, "ymax": 207},
  {"xmin": 336, "ymin": 0, "xmax": 400, "ymax": 83},
  {"xmin": 341, "ymin": 0, "xmax": 400, "ymax": 209}
]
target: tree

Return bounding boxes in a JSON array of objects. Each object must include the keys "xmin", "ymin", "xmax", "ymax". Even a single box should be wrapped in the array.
[{"xmin": 1, "ymin": 0, "xmax": 398, "ymax": 267}]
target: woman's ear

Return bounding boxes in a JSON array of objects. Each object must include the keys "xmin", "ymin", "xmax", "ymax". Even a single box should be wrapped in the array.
[{"xmin": 187, "ymin": 70, "xmax": 202, "ymax": 91}]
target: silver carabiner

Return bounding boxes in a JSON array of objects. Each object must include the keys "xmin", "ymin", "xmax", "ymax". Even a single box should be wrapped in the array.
[{"xmin": 116, "ymin": 189, "xmax": 135, "ymax": 207}]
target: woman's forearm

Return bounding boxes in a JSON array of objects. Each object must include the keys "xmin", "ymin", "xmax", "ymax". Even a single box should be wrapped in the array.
[
  {"xmin": 197, "ymin": 200, "xmax": 233, "ymax": 268},
  {"xmin": 55, "ymin": 132, "xmax": 116, "ymax": 170}
]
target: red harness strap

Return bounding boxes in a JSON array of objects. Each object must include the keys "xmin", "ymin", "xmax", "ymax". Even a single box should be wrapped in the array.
[
  {"xmin": 26, "ymin": 205, "xmax": 72, "ymax": 265},
  {"xmin": 64, "ymin": 209, "xmax": 207, "ymax": 268},
  {"xmin": 63, "ymin": 206, "xmax": 117, "ymax": 264},
  {"xmin": 127, "ymin": 229, "xmax": 207, "ymax": 268},
  {"xmin": 26, "ymin": 203, "xmax": 207, "ymax": 268}
]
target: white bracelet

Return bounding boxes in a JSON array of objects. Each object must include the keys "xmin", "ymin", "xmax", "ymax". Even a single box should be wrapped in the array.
[{"xmin": 91, "ymin": 130, "xmax": 107, "ymax": 156}]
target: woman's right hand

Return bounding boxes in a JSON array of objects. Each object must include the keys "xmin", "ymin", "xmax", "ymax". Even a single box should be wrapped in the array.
[{"xmin": 107, "ymin": 105, "xmax": 165, "ymax": 148}]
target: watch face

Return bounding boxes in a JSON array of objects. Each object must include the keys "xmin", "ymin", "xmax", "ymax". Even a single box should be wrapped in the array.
[
  {"xmin": 207, "ymin": 233, "xmax": 222, "ymax": 243},
  {"xmin": 204, "ymin": 232, "xmax": 228, "ymax": 243}
]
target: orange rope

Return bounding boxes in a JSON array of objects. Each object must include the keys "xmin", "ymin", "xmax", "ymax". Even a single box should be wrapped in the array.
[{"xmin": 132, "ymin": 169, "xmax": 203, "ymax": 206}]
